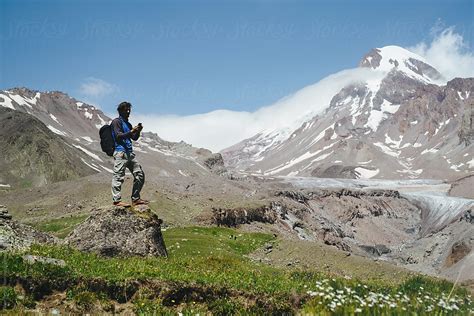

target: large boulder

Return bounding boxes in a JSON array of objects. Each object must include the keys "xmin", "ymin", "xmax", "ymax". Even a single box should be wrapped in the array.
[
  {"xmin": 64, "ymin": 206, "xmax": 167, "ymax": 257},
  {"xmin": 0, "ymin": 205, "xmax": 56, "ymax": 251}
]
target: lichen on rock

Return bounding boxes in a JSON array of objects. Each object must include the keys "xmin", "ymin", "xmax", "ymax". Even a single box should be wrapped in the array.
[
  {"xmin": 0, "ymin": 205, "xmax": 56, "ymax": 251},
  {"xmin": 64, "ymin": 205, "xmax": 167, "ymax": 257}
]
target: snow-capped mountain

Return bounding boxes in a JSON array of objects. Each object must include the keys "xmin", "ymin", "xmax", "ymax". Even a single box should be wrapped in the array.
[
  {"xmin": 0, "ymin": 88, "xmax": 226, "ymax": 187},
  {"xmin": 222, "ymin": 46, "xmax": 473, "ymax": 180}
]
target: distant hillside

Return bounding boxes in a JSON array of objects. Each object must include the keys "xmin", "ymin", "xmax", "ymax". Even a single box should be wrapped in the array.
[
  {"xmin": 0, "ymin": 107, "xmax": 96, "ymax": 188},
  {"xmin": 0, "ymin": 88, "xmax": 228, "ymax": 182}
]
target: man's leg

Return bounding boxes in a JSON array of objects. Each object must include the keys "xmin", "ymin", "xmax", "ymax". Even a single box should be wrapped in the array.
[
  {"xmin": 112, "ymin": 151, "xmax": 127, "ymax": 203},
  {"xmin": 128, "ymin": 153, "xmax": 145, "ymax": 202}
]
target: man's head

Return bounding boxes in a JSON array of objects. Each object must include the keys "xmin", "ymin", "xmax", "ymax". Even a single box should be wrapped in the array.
[{"xmin": 117, "ymin": 101, "xmax": 132, "ymax": 119}]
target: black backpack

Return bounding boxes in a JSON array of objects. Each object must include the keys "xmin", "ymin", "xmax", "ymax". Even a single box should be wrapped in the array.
[{"xmin": 99, "ymin": 125, "xmax": 115, "ymax": 156}]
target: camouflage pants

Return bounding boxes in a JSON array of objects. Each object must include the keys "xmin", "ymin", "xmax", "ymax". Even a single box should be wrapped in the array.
[{"xmin": 111, "ymin": 151, "xmax": 145, "ymax": 202}]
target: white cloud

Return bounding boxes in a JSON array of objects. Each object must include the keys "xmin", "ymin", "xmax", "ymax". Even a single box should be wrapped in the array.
[
  {"xmin": 79, "ymin": 77, "xmax": 118, "ymax": 99},
  {"xmin": 134, "ymin": 68, "xmax": 383, "ymax": 152},
  {"xmin": 408, "ymin": 27, "xmax": 474, "ymax": 81},
  {"xmin": 134, "ymin": 27, "xmax": 474, "ymax": 153}
]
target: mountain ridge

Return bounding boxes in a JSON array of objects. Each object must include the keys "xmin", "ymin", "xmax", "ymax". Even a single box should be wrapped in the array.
[{"xmin": 221, "ymin": 46, "xmax": 473, "ymax": 180}]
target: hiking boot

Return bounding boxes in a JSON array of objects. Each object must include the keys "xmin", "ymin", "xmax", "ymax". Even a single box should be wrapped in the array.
[
  {"xmin": 132, "ymin": 199, "xmax": 149, "ymax": 206},
  {"xmin": 113, "ymin": 201, "xmax": 131, "ymax": 207}
]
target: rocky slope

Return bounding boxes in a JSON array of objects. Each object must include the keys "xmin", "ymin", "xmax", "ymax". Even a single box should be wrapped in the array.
[
  {"xmin": 0, "ymin": 107, "xmax": 96, "ymax": 187},
  {"xmin": 222, "ymin": 46, "xmax": 474, "ymax": 181},
  {"xmin": 209, "ymin": 184, "xmax": 474, "ymax": 282},
  {"xmin": 0, "ymin": 88, "xmax": 227, "ymax": 189}
]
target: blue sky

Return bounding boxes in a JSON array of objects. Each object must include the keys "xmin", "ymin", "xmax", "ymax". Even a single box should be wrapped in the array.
[{"xmin": 1, "ymin": 0, "xmax": 472, "ymax": 117}]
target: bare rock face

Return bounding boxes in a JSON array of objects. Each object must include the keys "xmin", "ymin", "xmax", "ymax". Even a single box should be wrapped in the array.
[
  {"xmin": 212, "ymin": 204, "xmax": 277, "ymax": 227},
  {"xmin": 0, "ymin": 205, "xmax": 56, "ymax": 251},
  {"xmin": 65, "ymin": 206, "xmax": 167, "ymax": 257},
  {"xmin": 203, "ymin": 153, "xmax": 227, "ymax": 175}
]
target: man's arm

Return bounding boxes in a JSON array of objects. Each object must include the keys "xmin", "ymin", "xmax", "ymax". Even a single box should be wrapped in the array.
[
  {"xmin": 126, "ymin": 121, "xmax": 141, "ymax": 141},
  {"xmin": 111, "ymin": 119, "xmax": 133, "ymax": 140},
  {"xmin": 131, "ymin": 131, "xmax": 140, "ymax": 141}
]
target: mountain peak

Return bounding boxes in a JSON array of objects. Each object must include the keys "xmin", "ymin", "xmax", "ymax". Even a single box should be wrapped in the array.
[{"xmin": 359, "ymin": 46, "xmax": 442, "ymax": 83}]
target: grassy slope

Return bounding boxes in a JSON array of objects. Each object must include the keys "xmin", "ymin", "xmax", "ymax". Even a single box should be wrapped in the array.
[{"xmin": 2, "ymin": 226, "xmax": 473, "ymax": 315}]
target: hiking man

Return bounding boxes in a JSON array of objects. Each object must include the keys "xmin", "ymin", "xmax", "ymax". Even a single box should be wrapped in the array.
[{"xmin": 111, "ymin": 101, "xmax": 148, "ymax": 207}]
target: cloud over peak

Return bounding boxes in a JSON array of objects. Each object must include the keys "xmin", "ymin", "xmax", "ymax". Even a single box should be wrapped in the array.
[
  {"xmin": 79, "ymin": 77, "xmax": 118, "ymax": 99},
  {"xmin": 134, "ymin": 27, "xmax": 474, "ymax": 152},
  {"xmin": 408, "ymin": 27, "xmax": 474, "ymax": 81}
]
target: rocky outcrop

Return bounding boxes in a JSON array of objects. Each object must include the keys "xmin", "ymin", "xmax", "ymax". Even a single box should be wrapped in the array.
[
  {"xmin": 65, "ymin": 206, "xmax": 167, "ymax": 257},
  {"xmin": 360, "ymin": 244, "xmax": 391, "ymax": 257},
  {"xmin": 460, "ymin": 209, "xmax": 474, "ymax": 224},
  {"xmin": 212, "ymin": 204, "xmax": 277, "ymax": 227},
  {"xmin": 203, "ymin": 153, "xmax": 228, "ymax": 175},
  {"xmin": 275, "ymin": 191, "xmax": 309, "ymax": 204},
  {"xmin": 271, "ymin": 188, "xmax": 422, "ymax": 253},
  {"xmin": 444, "ymin": 239, "xmax": 471, "ymax": 268},
  {"xmin": 311, "ymin": 165, "xmax": 359, "ymax": 179},
  {"xmin": 0, "ymin": 205, "xmax": 56, "ymax": 251}
]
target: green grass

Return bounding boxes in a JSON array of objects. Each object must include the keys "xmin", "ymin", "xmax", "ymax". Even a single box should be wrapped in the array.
[
  {"xmin": 20, "ymin": 179, "xmax": 32, "ymax": 189},
  {"xmin": 34, "ymin": 215, "xmax": 88, "ymax": 238},
  {"xmin": 1, "ymin": 227, "xmax": 473, "ymax": 315},
  {"xmin": 0, "ymin": 286, "xmax": 17, "ymax": 309},
  {"xmin": 163, "ymin": 226, "xmax": 274, "ymax": 257}
]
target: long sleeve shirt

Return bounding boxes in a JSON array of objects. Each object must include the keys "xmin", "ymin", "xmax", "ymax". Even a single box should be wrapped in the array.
[{"xmin": 111, "ymin": 117, "xmax": 140, "ymax": 153}]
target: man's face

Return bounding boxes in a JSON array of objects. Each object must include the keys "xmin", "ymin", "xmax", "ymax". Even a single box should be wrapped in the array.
[{"xmin": 120, "ymin": 106, "xmax": 131, "ymax": 119}]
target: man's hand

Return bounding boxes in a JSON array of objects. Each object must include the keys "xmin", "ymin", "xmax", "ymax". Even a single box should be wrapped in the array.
[{"xmin": 131, "ymin": 125, "xmax": 141, "ymax": 133}]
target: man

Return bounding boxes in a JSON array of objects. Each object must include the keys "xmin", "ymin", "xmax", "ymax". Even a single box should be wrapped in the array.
[{"xmin": 111, "ymin": 101, "xmax": 148, "ymax": 207}]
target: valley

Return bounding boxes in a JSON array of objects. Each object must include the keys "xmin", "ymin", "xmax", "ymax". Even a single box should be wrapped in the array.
[{"xmin": 0, "ymin": 44, "xmax": 473, "ymax": 314}]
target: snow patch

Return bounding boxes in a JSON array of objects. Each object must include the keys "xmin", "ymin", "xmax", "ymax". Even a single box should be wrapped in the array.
[
  {"xmin": 365, "ymin": 99, "xmax": 400, "ymax": 131},
  {"xmin": 0, "ymin": 94, "xmax": 15, "ymax": 109},
  {"xmin": 80, "ymin": 158, "xmax": 101, "ymax": 172},
  {"xmin": 467, "ymin": 159, "xmax": 474, "ymax": 168},
  {"xmin": 97, "ymin": 114, "xmax": 107, "ymax": 126},
  {"xmin": 81, "ymin": 136, "xmax": 94, "ymax": 143},
  {"xmin": 374, "ymin": 142, "xmax": 399, "ymax": 157},
  {"xmin": 355, "ymin": 167, "xmax": 379, "ymax": 179},
  {"xmin": 307, "ymin": 124, "xmax": 335, "ymax": 148},
  {"xmin": 421, "ymin": 147, "xmax": 439, "ymax": 155},
  {"xmin": 312, "ymin": 150, "xmax": 333, "ymax": 162},
  {"xmin": 100, "ymin": 165, "xmax": 113, "ymax": 173},
  {"xmin": 450, "ymin": 163, "xmax": 464, "ymax": 172},
  {"xmin": 83, "ymin": 109, "xmax": 93, "ymax": 119},
  {"xmin": 396, "ymin": 168, "xmax": 423, "ymax": 177},
  {"xmin": 265, "ymin": 143, "xmax": 337, "ymax": 175},
  {"xmin": 134, "ymin": 146, "xmax": 147, "ymax": 153},
  {"xmin": 8, "ymin": 93, "xmax": 35, "ymax": 109},
  {"xmin": 73, "ymin": 144, "xmax": 103, "ymax": 162},
  {"xmin": 49, "ymin": 114, "xmax": 62, "ymax": 125},
  {"xmin": 373, "ymin": 46, "xmax": 434, "ymax": 83},
  {"xmin": 384, "ymin": 134, "xmax": 403, "ymax": 148},
  {"xmin": 47, "ymin": 125, "xmax": 67, "ymax": 136}
]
